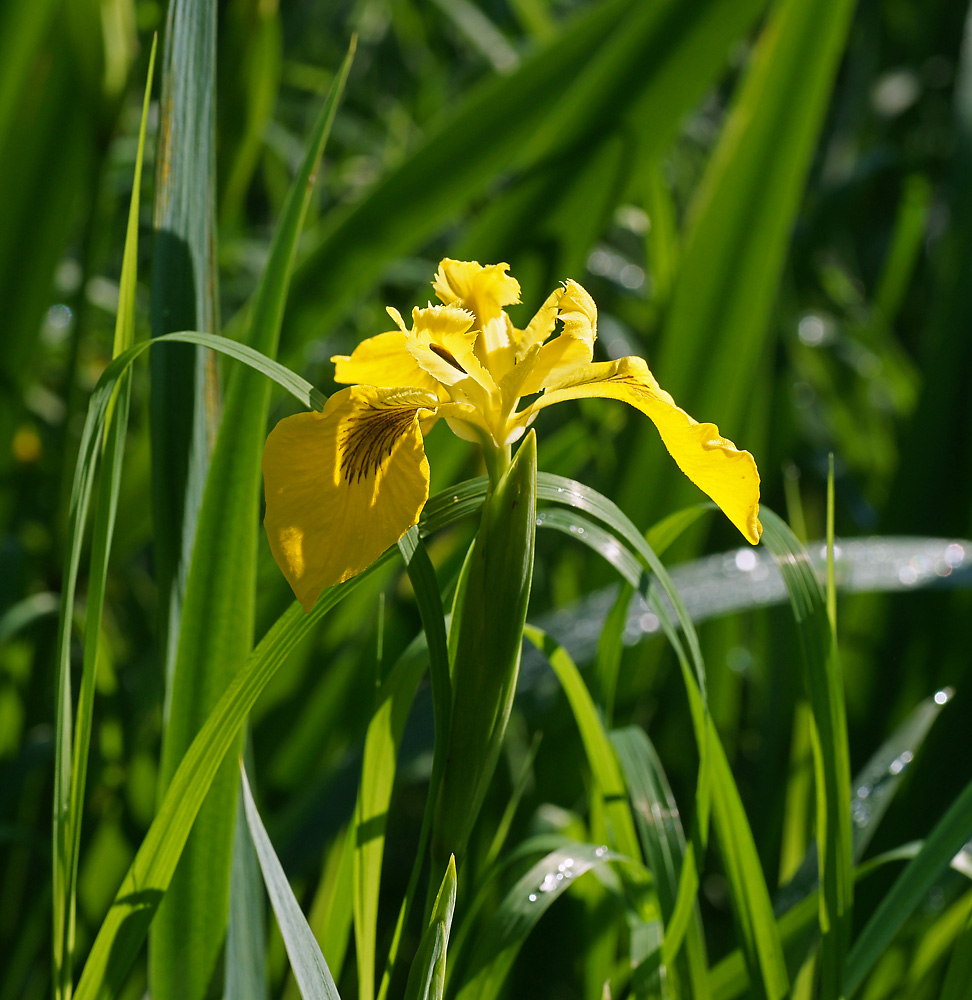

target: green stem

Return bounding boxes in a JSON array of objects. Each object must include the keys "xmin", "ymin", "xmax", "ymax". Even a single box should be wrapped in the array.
[{"xmin": 483, "ymin": 441, "xmax": 511, "ymax": 484}]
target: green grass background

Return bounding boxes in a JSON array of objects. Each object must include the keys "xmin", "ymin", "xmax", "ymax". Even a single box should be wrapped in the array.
[{"xmin": 2, "ymin": 0, "xmax": 972, "ymax": 997}]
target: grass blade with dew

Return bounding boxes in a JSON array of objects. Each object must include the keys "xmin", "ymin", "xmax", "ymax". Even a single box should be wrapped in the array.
[
  {"xmin": 534, "ymin": 481, "xmax": 789, "ymax": 996},
  {"xmin": 759, "ymin": 507, "xmax": 853, "ymax": 995},
  {"xmin": 776, "ymin": 686, "xmax": 954, "ymax": 915},
  {"xmin": 846, "ymin": 776, "xmax": 972, "ymax": 996},
  {"xmin": 240, "ymin": 763, "xmax": 341, "ymax": 1000},
  {"xmin": 151, "ymin": 41, "xmax": 354, "ymax": 1000},
  {"xmin": 51, "ymin": 40, "xmax": 156, "ymax": 1000},
  {"xmin": 452, "ymin": 843, "xmax": 625, "ymax": 1000}
]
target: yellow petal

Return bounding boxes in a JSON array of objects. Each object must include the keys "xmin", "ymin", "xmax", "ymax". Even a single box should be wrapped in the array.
[
  {"xmin": 522, "ymin": 356, "xmax": 762, "ymax": 543},
  {"xmin": 408, "ymin": 304, "xmax": 497, "ymax": 396},
  {"xmin": 332, "ymin": 330, "xmax": 436, "ymax": 390},
  {"xmin": 263, "ymin": 386, "xmax": 434, "ymax": 610},
  {"xmin": 516, "ymin": 280, "xmax": 598, "ymax": 397},
  {"xmin": 515, "ymin": 287, "xmax": 562, "ymax": 358},
  {"xmin": 432, "ymin": 258, "xmax": 521, "ymax": 326}
]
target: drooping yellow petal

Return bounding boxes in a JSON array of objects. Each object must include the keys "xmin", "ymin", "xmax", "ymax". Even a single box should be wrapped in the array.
[
  {"xmin": 263, "ymin": 385, "xmax": 435, "ymax": 610},
  {"xmin": 332, "ymin": 330, "xmax": 436, "ymax": 390},
  {"xmin": 516, "ymin": 280, "xmax": 598, "ymax": 397},
  {"xmin": 521, "ymin": 356, "xmax": 762, "ymax": 543},
  {"xmin": 432, "ymin": 258, "xmax": 521, "ymax": 326}
]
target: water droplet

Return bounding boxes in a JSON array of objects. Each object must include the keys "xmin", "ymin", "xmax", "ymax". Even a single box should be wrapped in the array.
[
  {"xmin": 528, "ymin": 893, "xmax": 538, "ymax": 902},
  {"xmin": 595, "ymin": 845, "xmax": 608, "ymax": 857},
  {"xmin": 945, "ymin": 543, "xmax": 965, "ymax": 567},
  {"xmin": 735, "ymin": 549, "xmax": 758, "ymax": 572},
  {"xmin": 539, "ymin": 873, "xmax": 559, "ymax": 893},
  {"xmin": 935, "ymin": 688, "xmax": 952, "ymax": 705}
]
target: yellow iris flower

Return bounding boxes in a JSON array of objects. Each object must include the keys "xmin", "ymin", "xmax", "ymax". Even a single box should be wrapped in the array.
[{"xmin": 263, "ymin": 259, "xmax": 761, "ymax": 610}]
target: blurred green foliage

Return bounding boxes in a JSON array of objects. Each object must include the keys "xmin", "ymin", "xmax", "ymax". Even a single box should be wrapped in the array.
[{"xmin": 3, "ymin": 0, "xmax": 972, "ymax": 997}]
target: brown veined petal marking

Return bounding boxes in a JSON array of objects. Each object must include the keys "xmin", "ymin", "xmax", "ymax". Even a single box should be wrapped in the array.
[{"xmin": 262, "ymin": 385, "xmax": 434, "ymax": 610}]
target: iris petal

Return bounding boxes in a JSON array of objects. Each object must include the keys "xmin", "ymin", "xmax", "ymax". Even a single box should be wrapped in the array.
[
  {"xmin": 263, "ymin": 385, "xmax": 433, "ymax": 610},
  {"xmin": 332, "ymin": 331, "xmax": 436, "ymax": 390},
  {"xmin": 521, "ymin": 356, "xmax": 761, "ymax": 544},
  {"xmin": 516, "ymin": 280, "xmax": 598, "ymax": 397},
  {"xmin": 432, "ymin": 258, "xmax": 521, "ymax": 326}
]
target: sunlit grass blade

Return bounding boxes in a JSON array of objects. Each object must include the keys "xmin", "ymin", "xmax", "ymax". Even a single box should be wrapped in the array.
[
  {"xmin": 710, "ymin": 842, "xmax": 929, "ymax": 1000},
  {"xmin": 374, "ymin": 533, "xmax": 451, "ymax": 1000},
  {"xmin": 613, "ymin": 727, "xmax": 710, "ymax": 1000},
  {"xmin": 846, "ymin": 776, "xmax": 972, "ymax": 996},
  {"xmin": 152, "ymin": 40, "xmax": 354, "ymax": 1000},
  {"xmin": 620, "ymin": 0, "xmax": 856, "ymax": 524},
  {"xmin": 148, "ymin": 0, "xmax": 220, "ymax": 709},
  {"xmin": 759, "ymin": 509, "xmax": 852, "ymax": 994},
  {"xmin": 452, "ymin": 843, "xmax": 624, "ymax": 1000},
  {"xmin": 226, "ymin": 781, "xmax": 268, "ymax": 1000},
  {"xmin": 778, "ymin": 687, "xmax": 953, "ymax": 913},
  {"xmin": 353, "ymin": 629, "xmax": 427, "ymax": 1000},
  {"xmin": 941, "ymin": 903, "xmax": 972, "ymax": 1000},
  {"xmin": 523, "ymin": 626, "xmax": 640, "ymax": 862},
  {"xmin": 51, "ymin": 40, "xmax": 156, "ymax": 1000},
  {"xmin": 285, "ymin": 0, "xmax": 768, "ymax": 343},
  {"xmin": 240, "ymin": 764, "xmax": 341, "ymax": 1000}
]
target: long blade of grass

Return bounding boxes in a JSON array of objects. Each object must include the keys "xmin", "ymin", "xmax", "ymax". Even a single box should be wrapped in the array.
[
  {"xmin": 613, "ymin": 726, "xmax": 710, "ymax": 1000},
  {"xmin": 149, "ymin": 0, "xmax": 220, "ymax": 709},
  {"xmin": 523, "ymin": 626, "xmax": 640, "ymax": 862},
  {"xmin": 151, "ymin": 42, "xmax": 354, "ymax": 1000},
  {"xmin": 240, "ymin": 764, "xmax": 341, "ymax": 1000},
  {"xmin": 534, "ymin": 484, "xmax": 789, "ymax": 997},
  {"xmin": 846, "ymin": 776, "xmax": 972, "ymax": 996},
  {"xmin": 353, "ymin": 626, "xmax": 427, "ymax": 1000},
  {"xmin": 51, "ymin": 40, "xmax": 156, "ymax": 1000},
  {"xmin": 619, "ymin": 0, "xmax": 857, "ymax": 524},
  {"xmin": 453, "ymin": 843, "xmax": 624, "ymax": 1000},
  {"xmin": 374, "ymin": 533, "xmax": 451, "ymax": 1000},
  {"xmin": 759, "ymin": 509, "xmax": 853, "ymax": 994},
  {"xmin": 777, "ymin": 687, "xmax": 953, "ymax": 914},
  {"xmin": 284, "ymin": 0, "xmax": 768, "ymax": 345}
]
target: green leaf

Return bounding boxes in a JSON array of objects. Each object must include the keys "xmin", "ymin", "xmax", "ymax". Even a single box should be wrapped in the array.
[
  {"xmin": 524, "ymin": 626, "xmax": 640, "ymax": 863},
  {"xmin": 453, "ymin": 843, "xmax": 623, "ymax": 1000},
  {"xmin": 846, "ymin": 776, "xmax": 972, "ymax": 996},
  {"xmin": 151, "ymin": 41, "xmax": 354, "ymax": 1000},
  {"xmin": 240, "ymin": 764, "xmax": 341, "ymax": 1000},
  {"xmin": 433, "ymin": 434, "xmax": 537, "ymax": 865},
  {"xmin": 148, "ymin": 0, "xmax": 221, "ymax": 707},
  {"xmin": 403, "ymin": 857, "xmax": 457, "ymax": 1000},
  {"xmin": 613, "ymin": 727, "xmax": 710, "ymax": 1000},
  {"xmin": 51, "ymin": 39, "xmax": 156, "ymax": 1000},
  {"xmin": 619, "ymin": 0, "xmax": 857, "ymax": 525},
  {"xmin": 353, "ymin": 632, "xmax": 427, "ymax": 1000},
  {"xmin": 760, "ymin": 509, "xmax": 853, "ymax": 994}
]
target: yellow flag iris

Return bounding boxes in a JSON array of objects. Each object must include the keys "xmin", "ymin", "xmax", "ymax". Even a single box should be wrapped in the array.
[{"xmin": 263, "ymin": 259, "xmax": 762, "ymax": 610}]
